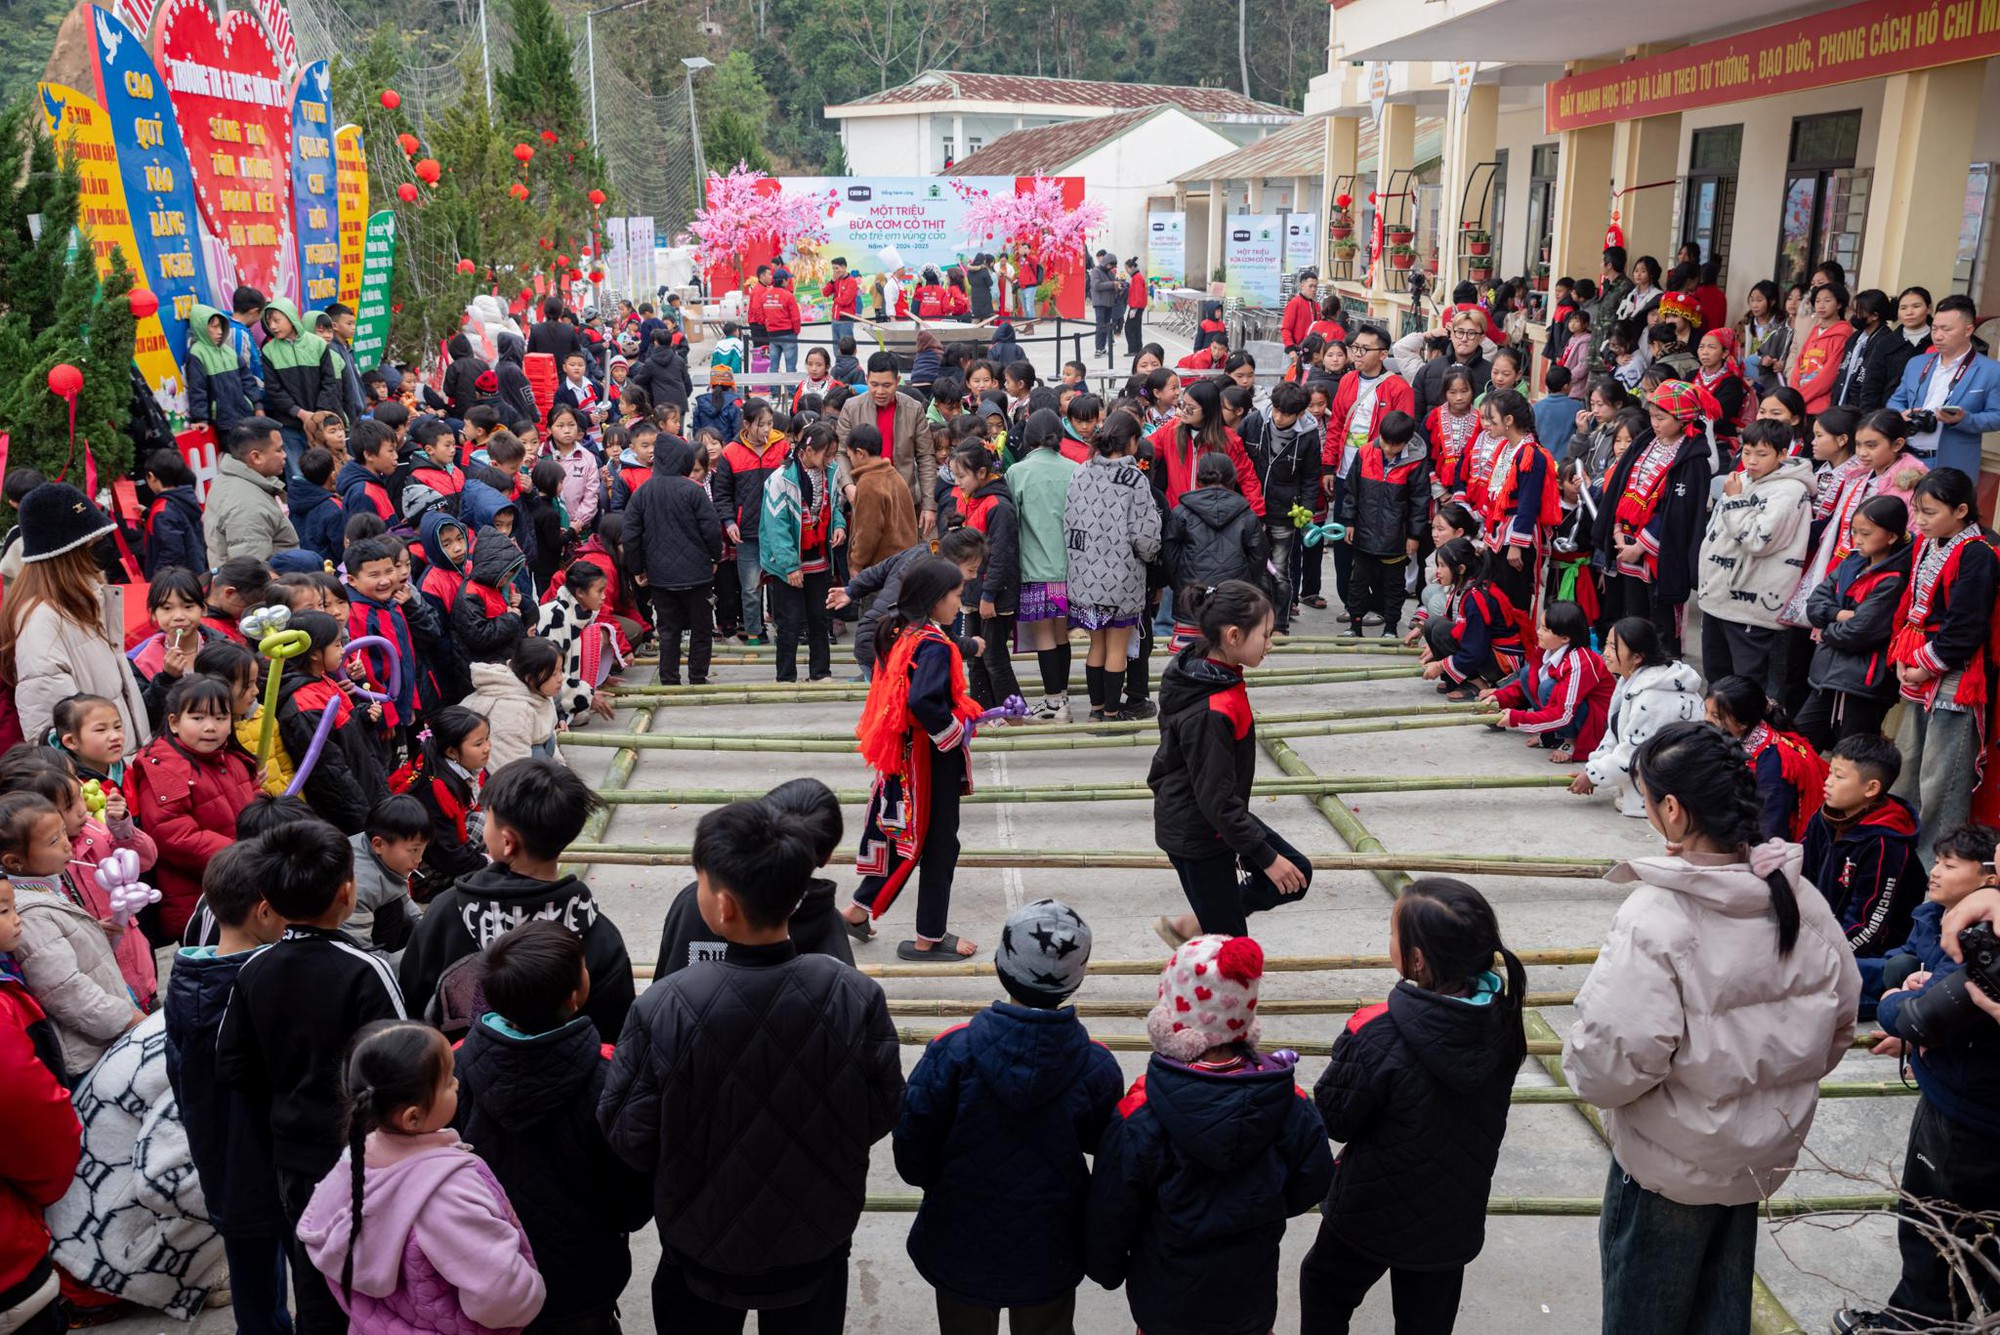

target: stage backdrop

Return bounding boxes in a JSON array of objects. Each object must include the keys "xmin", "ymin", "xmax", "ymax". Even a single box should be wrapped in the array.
[{"xmin": 708, "ymin": 175, "xmax": 1088, "ymax": 322}]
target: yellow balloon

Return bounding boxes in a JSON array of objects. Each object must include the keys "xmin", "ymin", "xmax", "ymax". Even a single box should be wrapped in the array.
[{"xmin": 254, "ymin": 629, "xmax": 316, "ymax": 769}]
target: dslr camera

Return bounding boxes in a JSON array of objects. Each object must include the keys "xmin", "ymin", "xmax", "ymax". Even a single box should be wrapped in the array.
[
  {"xmin": 1892, "ymin": 922, "xmax": 2000, "ymax": 1048},
  {"xmin": 1906, "ymin": 408, "xmax": 1941, "ymax": 434}
]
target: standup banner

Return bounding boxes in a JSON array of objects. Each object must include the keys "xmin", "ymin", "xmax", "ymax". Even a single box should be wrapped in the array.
[
  {"xmin": 1146, "ymin": 212, "xmax": 1186, "ymax": 286},
  {"xmin": 1223, "ymin": 215, "xmax": 1284, "ymax": 307},
  {"xmin": 1284, "ymin": 214, "xmax": 1318, "ymax": 274},
  {"xmin": 333, "ymin": 124, "xmax": 367, "ymax": 308},
  {"xmin": 350, "ymin": 210, "xmax": 395, "ymax": 371},
  {"xmin": 601, "ymin": 216, "xmax": 630, "ymax": 300}
]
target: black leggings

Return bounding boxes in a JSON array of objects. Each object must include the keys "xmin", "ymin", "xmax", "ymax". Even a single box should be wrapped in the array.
[
  {"xmin": 968, "ymin": 610, "xmax": 1020, "ymax": 707},
  {"xmin": 855, "ymin": 744, "xmax": 964, "ymax": 941},
  {"xmin": 1167, "ymin": 820, "xmax": 1312, "ymax": 937},
  {"xmin": 1300, "ymin": 1224, "xmax": 1465, "ymax": 1334},
  {"xmin": 770, "ymin": 570, "xmax": 832, "ymax": 681}
]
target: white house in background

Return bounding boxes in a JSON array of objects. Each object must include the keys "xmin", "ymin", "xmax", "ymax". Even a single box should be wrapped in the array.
[
  {"xmin": 942, "ymin": 107, "xmax": 1238, "ymax": 265},
  {"xmin": 825, "ymin": 70, "xmax": 1296, "ymax": 178}
]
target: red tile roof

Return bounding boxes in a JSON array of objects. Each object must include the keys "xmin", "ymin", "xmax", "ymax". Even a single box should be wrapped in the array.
[
  {"xmin": 830, "ymin": 70, "xmax": 1295, "ymax": 120},
  {"xmin": 942, "ymin": 106, "xmax": 1171, "ymax": 176}
]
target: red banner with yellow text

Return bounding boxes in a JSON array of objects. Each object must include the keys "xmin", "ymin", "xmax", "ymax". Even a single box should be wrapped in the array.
[{"xmin": 1545, "ymin": 0, "xmax": 2000, "ymax": 133}]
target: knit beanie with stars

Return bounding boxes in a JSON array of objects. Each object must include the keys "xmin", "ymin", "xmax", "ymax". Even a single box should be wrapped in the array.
[
  {"xmin": 1146, "ymin": 934, "xmax": 1265, "ymax": 1062},
  {"xmin": 994, "ymin": 899, "xmax": 1092, "ymax": 1005}
]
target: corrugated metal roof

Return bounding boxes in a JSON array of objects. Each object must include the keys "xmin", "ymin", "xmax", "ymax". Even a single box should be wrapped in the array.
[
  {"xmin": 941, "ymin": 106, "xmax": 1170, "ymax": 176},
  {"xmin": 829, "ymin": 70, "xmax": 1296, "ymax": 120},
  {"xmin": 1175, "ymin": 114, "xmax": 1445, "ymax": 184}
]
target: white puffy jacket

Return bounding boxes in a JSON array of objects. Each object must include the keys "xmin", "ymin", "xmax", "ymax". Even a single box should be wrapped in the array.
[
  {"xmin": 1583, "ymin": 661, "xmax": 1706, "ymax": 815},
  {"xmin": 1563, "ymin": 844, "xmax": 1860, "ymax": 1206},
  {"xmin": 1695, "ymin": 457, "xmax": 1816, "ymax": 629}
]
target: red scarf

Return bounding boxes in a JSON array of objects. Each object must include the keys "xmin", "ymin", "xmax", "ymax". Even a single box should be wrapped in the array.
[{"xmin": 857, "ymin": 623, "xmax": 981, "ymax": 777}]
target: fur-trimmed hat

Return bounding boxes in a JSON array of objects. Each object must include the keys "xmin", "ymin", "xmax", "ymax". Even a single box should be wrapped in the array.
[
  {"xmin": 1146, "ymin": 934, "xmax": 1265, "ymax": 1062},
  {"xmin": 18, "ymin": 483, "xmax": 113, "ymax": 563}
]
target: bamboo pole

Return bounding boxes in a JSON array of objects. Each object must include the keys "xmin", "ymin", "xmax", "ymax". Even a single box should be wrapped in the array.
[
  {"xmin": 1260, "ymin": 734, "xmax": 1408, "ymax": 895},
  {"xmin": 577, "ymin": 844, "xmax": 1613, "ymax": 877},
  {"xmin": 560, "ymin": 705, "xmax": 654, "ymax": 881},
  {"xmin": 631, "ymin": 946, "xmax": 1605, "ymax": 982},
  {"xmin": 630, "ymin": 635, "xmax": 1407, "ymax": 663},
  {"xmin": 607, "ymin": 663, "xmax": 1415, "ymax": 702},
  {"xmin": 849, "ymin": 1193, "xmax": 1899, "ymax": 1216},
  {"xmin": 595, "ymin": 773, "xmax": 1573, "ymax": 807}
]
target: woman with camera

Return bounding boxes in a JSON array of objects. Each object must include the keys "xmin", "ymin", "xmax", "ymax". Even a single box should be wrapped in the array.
[{"xmin": 1562, "ymin": 721, "xmax": 1859, "ymax": 1334}]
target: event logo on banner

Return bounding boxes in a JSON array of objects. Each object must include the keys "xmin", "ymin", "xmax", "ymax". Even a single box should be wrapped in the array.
[
  {"xmin": 290, "ymin": 61, "xmax": 338, "ymax": 307},
  {"xmin": 86, "ymin": 4, "xmax": 207, "ymax": 395},
  {"xmin": 1367, "ymin": 63, "xmax": 1388, "ymax": 125},
  {"xmin": 1145, "ymin": 212, "xmax": 1185, "ymax": 286},
  {"xmin": 154, "ymin": 0, "xmax": 297, "ymax": 302},
  {"xmin": 350, "ymin": 209, "xmax": 395, "ymax": 370},
  {"xmin": 333, "ymin": 124, "xmax": 366, "ymax": 308},
  {"xmin": 1452, "ymin": 62, "xmax": 1477, "ymax": 117},
  {"xmin": 39, "ymin": 83, "xmax": 185, "ymax": 408},
  {"xmin": 1223, "ymin": 215, "xmax": 1283, "ymax": 307}
]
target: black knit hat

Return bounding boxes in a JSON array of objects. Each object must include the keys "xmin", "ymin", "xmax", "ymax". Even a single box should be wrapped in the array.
[{"xmin": 18, "ymin": 483, "xmax": 113, "ymax": 564}]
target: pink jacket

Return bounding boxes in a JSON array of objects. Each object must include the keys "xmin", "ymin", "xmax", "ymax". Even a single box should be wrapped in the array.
[
  {"xmin": 70, "ymin": 817, "xmax": 159, "ymax": 1010},
  {"xmin": 298, "ymin": 1130, "xmax": 544, "ymax": 1335}
]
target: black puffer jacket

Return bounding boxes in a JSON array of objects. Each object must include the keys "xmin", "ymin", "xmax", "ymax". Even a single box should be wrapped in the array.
[
  {"xmin": 164, "ymin": 947, "xmax": 286, "ymax": 1236},
  {"xmin": 1163, "ymin": 486, "xmax": 1264, "ymax": 594},
  {"xmin": 442, "ymin": 335, "xmax": 487, "ymax": 418},
  {"xmin": 622, "ymin": 438, "xmax": 722, "ymax": 590},
  {"xmin": 628, "ymin": 342, "xmax": 692, "ymax": 411},
  {"xmin": 1806, "ymin": 546, "xmax": 1911, "ymax": 699},
  {"xmin": 451, "ymin": 527, "xmax": 528, "ymax": 663},
  {"xmin": 961, "ymin": 477, "xmax": 1020, "ymax": 614},
  {"xmin": 1240, "ymin": 409, "xmax": 1322, "ymax": 520},
  {"xmin": 599, "ymin": 941, "xmax": 903, "ymax": 1308},
  {"xmin": 400, "ymin": 863, "xmax": 634, "ymax": 1045},
  {"xmin": 1335, "ymin": 438, "xmax": 1431, "ymax": 557},
  {"xmin": 275, "ymin": 671, "xmax": 385, "ymax": 834},
  {"xmin": 454, "ymin": 1013, "xmax": 655, "ymax": 1325},
  {"xmin": 1314, "ymin": 981, "xmax": 1516, "ymax": 1269},
  {"xmin": 1148, "ymin": 647, "xmax": 1274, "ymax": 869},
  {"xmin": 654, "ymin": 877, "xmax": 854, "ymax": 976},
  {"xmin": 493, "ymin": 333, "xmax": 539, "ymax": 427},
  {"xmin": 1086, "ymin": 1054, "xmax": 1332, "ymax": 1335}
]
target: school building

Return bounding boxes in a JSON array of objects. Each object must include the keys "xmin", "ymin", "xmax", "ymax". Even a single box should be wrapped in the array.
[{"xmin": 1304, "ymin": 0, "xmax": 2000, "ymax": 459}]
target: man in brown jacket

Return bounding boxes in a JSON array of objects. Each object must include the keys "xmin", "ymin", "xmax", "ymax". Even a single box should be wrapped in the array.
[
  {"xmin": 840, "ymin": 437, "xmax": 919, "ymax": 573},
  {"xmin": 836, "ymin": 351, "xmax": 937, "ymax": 537}
]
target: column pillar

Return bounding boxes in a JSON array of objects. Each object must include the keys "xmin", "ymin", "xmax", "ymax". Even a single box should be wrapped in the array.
[
  {"xmin": 1610, "ymin": 111, "xmax": 1683, "ymax": 263},
  {"xmin": 1325, "ymin": 115, "xmax": 1360, "ymax": 284},
  {"xmin": 1439, "ymin": 82, "xmax": 1499, "ymax": 284},
  {"xmin": 918, "ymin": 112, "xmax": 932, "ymax": 175},
  {"xmin": 1205, "ymin": 177, "xmax": 1226, "ymax": 290},
  {"xmin": 1248, "ymin": 177, "xmax": 1267, "ymax": 214},
  {"xmin": 1371, "ymin": 102, "xmax": 1416, "ymax": 301},
  {"xmin": 1859, "ymin": 62, "xmax": 1984, "ymax": 299},
  {"xmin": 951, "ymin": 113, "xmax": 965, "ymax": 165},
  {"xmin": 1551, "ymin": 122, "xmax": 1614, "ymax": 290}
]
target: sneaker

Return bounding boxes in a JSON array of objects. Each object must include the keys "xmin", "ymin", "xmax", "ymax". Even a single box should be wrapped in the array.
[
  {"xmin": 1122, "ymin": 699, "xmax": 1158, "ymax": 721},
  {"xmin": 1030, "ymin": 695, "xmax": 1071, "ymax": 724},
  {"xmin": 745, "ymin": 636, "xmax": 768, "ymax": 647},
  {"xmin": 1362, "ymin": 611, "xmax": 1384, "ymax": 626},
  {"xmin": 1831, "ymin": 1311, "xmax": 1918, "ymax": 1333}
]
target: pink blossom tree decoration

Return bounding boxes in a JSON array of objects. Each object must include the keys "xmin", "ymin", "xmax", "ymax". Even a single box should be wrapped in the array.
[
  {"xmin": 962, "ymin": 176, "xmax": 1107, "ymax": 272},
  {"xmin": 688, "ymin": 163, "xmax": 831, "ymax": 287}
]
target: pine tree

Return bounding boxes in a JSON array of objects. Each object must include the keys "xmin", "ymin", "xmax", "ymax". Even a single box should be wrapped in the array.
[
  {"xmin": 0, "ymin": 103, "xmax": 136, "ymax": 499},
  {"xmin": 495, "ymin": 0, "xmax": 584, "ymax": 138}
]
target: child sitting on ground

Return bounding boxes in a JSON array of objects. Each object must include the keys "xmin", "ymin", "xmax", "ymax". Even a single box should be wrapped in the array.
[
  {"xmin": 1087, "ymin": 933, "xmax": 1333, "ymax": 1335},
  {"xmin": 1801, "ymin": 733, "xmax": 1924, "ymax": 982},
  {"xmin": 298, "ymin": 1019, "xmax": 545, "ymax": 1332},
  {"xmin": 1485, "ymin": 600, "xmax": 1614, "ymax": 764},
  {"xmin": 127, "ymin": 675, "xmax": 262, "ymax": 941},
  {"xmin": 894, "ymin": 898, "xmax": 1122, "ymax": 1331},
  {"xmin": 450, "ymin": 526, "xmax": 530, "ymax": 665},
  {"xmin": 452, "ymin": 921, "xmax": 654, "ymax": 1331},
  {"xmin": 1573, "ymin": 617, "xmax": 1705, "ymax": 818},
  {"xmin": 274, "ymin": 611, "xmax": 387, "ymax": 835},
  {"xmin": 128, "ymin": 568, "xmax": 220, "ymax": 735},
  {"xmin": 399, "ymin": 757, "xmax": 631, "ymax": 1044},
  {"xmin": 656, "ymin": 777, "xmax": 854, "ymax": 975}
]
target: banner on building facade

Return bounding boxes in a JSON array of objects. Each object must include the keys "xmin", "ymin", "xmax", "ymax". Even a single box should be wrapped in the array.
[
  {"xmin": 1223, "ymin": 215, "xmax": 1284, "ymax": 306},
  {"xmin": 1146, "ymin": 211, "xmax": 1186, "ymax": 285},
  {"xmin": 1546, "ymin": 0, "xmax": 2000, "ymax": 131}
]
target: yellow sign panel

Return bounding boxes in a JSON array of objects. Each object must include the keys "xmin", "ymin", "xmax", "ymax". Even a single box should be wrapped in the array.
[
  {"xmin": 39, "ymin": 82, "xmax": 185, "ymax": 409},
  {"xmin": 335, "ymin": 124, "xmax": 368, "ymax": 309}
]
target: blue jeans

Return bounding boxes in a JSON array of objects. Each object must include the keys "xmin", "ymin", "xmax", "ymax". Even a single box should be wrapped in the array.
[
  {"xmin": 770, "ymin": 332, "xmax": 799, "ymax": 372},
  {"xmin": 221, "ymin": 1235, "xmax": 293, "ymax": 1335},
  {"xmin": 831, "ymin": 319, "xmax": 854, "ymax": 347},
  {"xmin": 279, "ymin": 424, "xmax": 309, "ymax": 480},
  {"xmin": 1534, "ymin": 671, "xmax": 1581, "ymax": 742},
  {"xmin": 1599, "ymin": 1158, "xmax": 1757, "ymax": 1335},
  {"xmin": 735, "ymin": 538, "xmax": 765, "ymax": 637}
]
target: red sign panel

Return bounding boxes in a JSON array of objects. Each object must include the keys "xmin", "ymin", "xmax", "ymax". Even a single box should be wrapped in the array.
[
  {"xmin": 1545, "ymin": 0, "xmax": 2000, "ymax": 133},
  {"xmin": 154, "ymin": 0, "xmax": 295, "ymax": 299}
]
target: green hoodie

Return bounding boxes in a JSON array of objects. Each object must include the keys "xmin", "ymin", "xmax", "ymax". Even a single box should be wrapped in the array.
[
  {"xmin": 260, "ymin": 297, "xmax": 329, "ymax": 371},
  {"xmin": 186, "ymin": 303, "xmax": 238, "ymax": 376}
]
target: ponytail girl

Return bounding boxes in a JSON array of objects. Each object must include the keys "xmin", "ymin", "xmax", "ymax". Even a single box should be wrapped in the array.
[
  {"xmin": 298, "ymin": 1019, "xmax": 545, "ymax": 1332},
  {"xmin": 389, "ymin": 705, "xmax": 492, "ymax": 898},
  {"xmin": 1704, "ymin": 675, "xmax": 1828, "ymax": 842},
  {"xmin": 1565, "ymin": 721, "xmax": 1858, "ymax": 1334},
  {"xmin": 1799, "ymin": 494, "xmax": 1911, "ymax": 749},
  {"xmin": 1417, "ymin": 538, "xmax": 1526, "ymax": 701}
]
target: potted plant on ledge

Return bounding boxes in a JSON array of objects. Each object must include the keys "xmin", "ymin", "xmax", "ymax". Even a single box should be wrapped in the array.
[
  {"xmin": 1388, "ymin": 243, "xmax": 1418, "ymax": 272},
  {"xmin": 1385, "ymin": 222, "xmax": 1415, "ymax": 248},
  {"xmin": 1468, "ymin": 255, "xmax": 1493, "ymax": 282},
  {"xmin": 1531, "ymin": 261, "xmax": 1549, "ymax": 291},
  {"xmin": 1464, "ymin": 229, "xmax": 1491, "ymax": 257},
  {"xmin": 1330, "ymin": 194, "xmax": 1354, "ymax": 240},
  {"xmin": 1331, "ymin": 235, "xmax": 1359, "ymax": 276}
]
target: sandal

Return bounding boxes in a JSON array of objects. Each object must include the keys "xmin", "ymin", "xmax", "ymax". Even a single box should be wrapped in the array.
[
  {"xmin": 1154, "ymin": 915, "xmax": 1191, "ymax": 952},
  {"xmin": 1303, "ymin": 595, "xmax": 1328, "ymax": 609},
  {"xmin": 898, "ymin": 934, "xmax": 976, "ymax": 960},
  {"xmin": 1444, "ymin": 684, "xmax": 1483, "ymax": 702},
  {"xmin": 843, "ymin": 911, "xmax": 876, "ymax": 944}
]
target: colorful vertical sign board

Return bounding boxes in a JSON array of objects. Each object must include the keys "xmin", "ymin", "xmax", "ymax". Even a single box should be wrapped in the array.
[
  {"xmin": 86, "ymin": 4, "xmax": 208, "ymax": 399},
  {"xmin": 1223, "ymin": 215, "xmax": 1284, "ymax": 306},
  {"xmin": 1145, "ymin": 211, "xmax": 1185, "ymax": 286},
  {"xmin": 333, "ymin": 124, "xmax": 367, "ymax": 308},
  {"xmin": 290, "ymin": 60, "xmax": 338, "ymax": 307},
  {"xmin": 350, "ymin": 209, "xmax": 395, "ymax": 371},
  {"xmin": 153, "ymin": 0, "xmax": 296, "ymax": 303},
  {"xmin": 38, "ymin": 83, "xmax": 185, "ymax": 406}
]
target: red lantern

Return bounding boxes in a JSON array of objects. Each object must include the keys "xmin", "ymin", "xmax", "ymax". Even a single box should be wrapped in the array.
[
  {"xmin": 513, "ymin": 143, "xmax": 534, "ymax": 163},
  {"xmin": 587, "ymin": 188, "xmax": 606, "ymax": 208},
  {"xmin": 508, "ymin": 183, "xmax": 529, "ymax": 200},
  {"xmin": 456, "ymin": 258, "xmax": 476, "ymax": 275},
  {"xmin": 589, "ymin": 268, "xmax": 604, "ymax": 284},
  {"xmin": 567, "ymin": 269, "xmax": 583, "ymax": 283},
  {"xmin": 414, "ymin": 158, "xmax": 442, "ymax": 185},
  {"xmin": 580, "ymin": 245, "xmax": 593, "ymax": 258},
  {"xmin": 397, "ymin": 132, "xmax": 419, "ymax": 156},
  {"xmin": 556, "ymin": 255, "xmax": 570, "ymax": 269},
  {"xmin": 46, "ymin": 363, "xmax": 83, "ymax": 398},
  {"xmin": 537, "ymin": 237, "xmax": 552, "ymax": 250},
  {"xmin": 380, "ymin": 89, "xmax": 401, "ymax": 109},
  {"xmin": 127, "ymin": 287, "xmax": 159, "ymax": 319},
  {"xmin": 396, "ymin": 182, "xmax": 420, "ymax": 203},
  {"xmin": 540, "ymin": 129, "xmax": 559, "ymax": 144}
]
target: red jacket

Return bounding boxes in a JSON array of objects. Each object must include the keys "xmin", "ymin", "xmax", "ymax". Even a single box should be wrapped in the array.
[
  {"xmin": 1148, "ymin": 421, "xmax": 1265, "ymax": 516},
  {"xmin": 823, "ymin": 274, "xmax": 860, "ymax": 318},
  {"xmin": 914, "ymin": 284, "xmax": 948, "ymax": 320},
  {"xmin": 0, "ymin": 980, "xmax": 79, "ymax": 1294},
  {"xmin": 1281, "ymin": 292, "xmax": 1318, "ymax": 349},
  {"xmin": 1176, "ymin": 348, "xmax": 1228, "ymax": 373},
  {"xmin": 1323, "ymin": 373, "xmax": 1416, "ymax": 476},
  {"xmin": 124, "ymin": 734, "xmax": 261, "ymax": 936},
  {"xmin": 948, "ymin": 286, "xmax": 970, "ymax": 317},
  {"xmin": 1127, "ymin": 273, "xmax": 1148, "ymax": 310},
  {"xmin": 757, "ymin": 285, "xmax": 801, "ymax": 334},
  {"xmin": 1493, "ymin": 645, "xmax": 1613, "ymax": 757}
]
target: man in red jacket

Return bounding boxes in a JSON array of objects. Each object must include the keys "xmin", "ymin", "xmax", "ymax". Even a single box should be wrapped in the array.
[
  {"xmin": 1281, "ymin": 270, "xmax": 1321, "ymax": 354},
  {"xmin": 1124, "ymin": 257, "xmax": 1148, "ymax": 358},
  {"xmin": 1324, "ymin": 326, "xmax": 1415, "ymax": 490},
  {"xmin": 760, "ymin": 272, "xmax": 802, "ymax": 374},
  {"xmin": 823, "ymin": 257, "xmax": 860, "ymax": 345}
]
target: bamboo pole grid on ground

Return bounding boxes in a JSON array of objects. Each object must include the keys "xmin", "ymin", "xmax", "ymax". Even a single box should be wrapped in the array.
[{"xmin": 571, "ymin": 670, "xmax": 1895, "ymax": 1327}]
